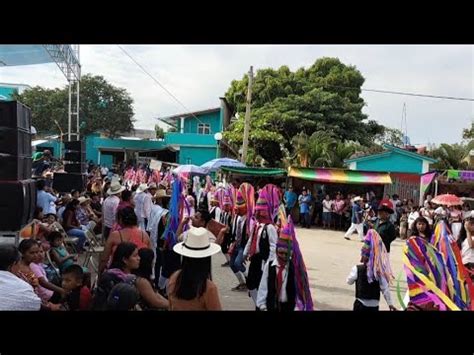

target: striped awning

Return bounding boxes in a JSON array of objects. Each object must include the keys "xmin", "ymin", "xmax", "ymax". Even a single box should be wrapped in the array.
[{"xmin": 288, "ymin": 167, "xmax": 392, "ymax": 185}]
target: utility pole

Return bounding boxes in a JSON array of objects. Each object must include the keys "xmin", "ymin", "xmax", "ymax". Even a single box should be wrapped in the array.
[{"xmin": 241, "ymin": 66, "xmax": 253, "ymax": 164}]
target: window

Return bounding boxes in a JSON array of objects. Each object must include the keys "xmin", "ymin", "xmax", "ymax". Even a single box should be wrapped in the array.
[{"xmin": 197, "ymin": 123, "xmax": 211, "ymax": 135}]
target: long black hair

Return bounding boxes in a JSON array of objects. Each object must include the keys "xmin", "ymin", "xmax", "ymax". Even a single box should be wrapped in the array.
[
  {"xmin": 121, "ymin": 189, "xmax": 133, "ymax": 203},
  {"xmin": 174, "ymin": 256, "xmax": 211, "ymax": 300},
  {"xmin": 65, "ymin": 199, "xmax": 80, "ymax": 212},
  {"xmin": 117, "ymin": 207, "xmax": 138, "ymax": 227},
  {"xmin": 457, "ymin": 218, "xmax": 474, "ymax": 250},
  {"xmin": 133, "ymin": 248, "xmax": 154, "ymax": 282},
  {"xmin": 410, "ymin": 216, "xmax": 432, "ymax": 241},
  {"xmin": 110, "ymin": 242, "xmax": 138, "ymax": 270}
]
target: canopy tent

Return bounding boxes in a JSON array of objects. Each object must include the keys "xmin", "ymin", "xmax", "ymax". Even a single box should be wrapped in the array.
[
  {"xmin": 288, "ymin": 167, "xmax": 392, "ymax": 185},
  {"xmin": 220, "ymin": 166, "xmax": 287, "ymax": 176}
]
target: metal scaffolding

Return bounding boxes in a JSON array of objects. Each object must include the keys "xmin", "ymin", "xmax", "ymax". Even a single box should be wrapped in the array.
[{"xmin": 42, "ymin": 45, "xmax": 81, "ymax": 141}]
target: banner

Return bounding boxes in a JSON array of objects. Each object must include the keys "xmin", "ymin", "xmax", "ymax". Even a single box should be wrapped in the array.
[
  {"xmin": 149, "ymin": 159, "xmax": 162, "ymax": 171},
  {"xmin": 420, "ymin": 172, "xmax": 436, "ymax": 194},
  {"xmin": 448, "ymin": 169, "xmax": 474, "ymax": 181}
]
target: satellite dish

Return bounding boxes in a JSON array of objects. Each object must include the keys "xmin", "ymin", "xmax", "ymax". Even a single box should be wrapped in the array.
[{"xmin": 214, "ymin": 132, "xmax": 223, "ymax": 141}]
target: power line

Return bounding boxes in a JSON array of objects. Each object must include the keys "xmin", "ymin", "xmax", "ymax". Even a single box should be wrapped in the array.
[
  {"xmin": 116, "ymin": 45, "xmax": 209, "ymax": 129},
  {"xmin": 322, "ymin": 84, "xmax": 474, "ymax": 102}
]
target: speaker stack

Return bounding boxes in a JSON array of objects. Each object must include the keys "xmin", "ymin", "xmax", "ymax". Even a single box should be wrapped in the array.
[
  {"xmin": 53, "ymin": 139, "xmax": 86, "ymax": 193},
  {"xmin": 0, "ymin": 101, "xmax": 36, "ymax": 232}
]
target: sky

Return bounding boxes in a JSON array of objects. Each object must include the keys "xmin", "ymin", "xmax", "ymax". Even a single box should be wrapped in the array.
[{"xmin": 0, "ymin": 45, "xmax": 472, "ymax": 145}]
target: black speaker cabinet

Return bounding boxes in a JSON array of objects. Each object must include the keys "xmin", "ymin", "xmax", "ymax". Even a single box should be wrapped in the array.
[
  {"xmin": 0, "ymin": 154, "xmax": 32, "ymax": 180},
  {"xmin": 64, "ymin": 151, "xmax": 86, "ymax": 162},
  {"xmin": 0, "ymin": 179, "xmax": 36, "ymax": 231},
  {"xmin": 0, "ymin": 101, "xmax": 32, "ymax": 131},
  {"xmin": 64, "ymin": 140, "xmax": 84, "ymax": 152},
  {"xmin": 64, "ymin": 163, "xmax": 87, "ymax": 174},
  {"xmin": 53, "ymin": 173, "xmax": 86, "ymax": 193},
  {"xmin": 0, "ymin": 127, "xmax": 32, "ymax": 156}
]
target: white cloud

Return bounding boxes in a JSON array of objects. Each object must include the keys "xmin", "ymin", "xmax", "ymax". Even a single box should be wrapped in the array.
[{"xmin": 1, "ymin": 45, "xmax": 472, "ymax": 144}]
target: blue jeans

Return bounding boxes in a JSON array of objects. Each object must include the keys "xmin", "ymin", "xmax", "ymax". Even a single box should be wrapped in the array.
[
  {"xmin": 230, "ymin": 246, "xmax": 246, "ymax": 274},
  {"xmin": 67, "ymin": 228, "xmax": 87, "ymax": 251}
]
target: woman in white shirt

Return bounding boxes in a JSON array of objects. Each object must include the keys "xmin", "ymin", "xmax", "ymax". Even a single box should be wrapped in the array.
[{"xmin": 456, "ymin": 216, "xmax": 474, "ymax": 282}]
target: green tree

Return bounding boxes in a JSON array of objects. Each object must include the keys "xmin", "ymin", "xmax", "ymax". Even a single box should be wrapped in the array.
[
  {"xmin": 463, "ymin": 122, "xmax": 474, "ymax": 140},
  {"xmin": 14, "ymin": 74, "xmax": 135, "ymax": 138},
  {"xmin": 430, "ymin": 143, "xmax": 469, "ymax": 170},
  {"xmin": 374, "ymin": 127, "xmax": 404, "ymax": 147},
  {"xmin": 155, "ymin": 125, "xmax": 165, "ymax": 139},
  {"xmin": 223, "ymin": 57, "xmax": 384, "ymax": 165}
]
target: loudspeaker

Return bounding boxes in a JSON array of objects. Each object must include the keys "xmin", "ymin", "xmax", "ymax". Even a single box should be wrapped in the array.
[
  {"xmin": 64, "ymin": 151, "xmax": 86, "ymax": 162},
  {"xmin": 0, "ymin": 154, "xmax": 32, "ymax": 180},
  {"xmin": 0, "ymin": 101, "xmax": 31, "ymax": 131},
  {"xmin": 53, "ymin": 173, "xmax": 86, "ymax": 193},
  {"xmin": 0, "ymin": 180, "xmax": 36, "ymax": 231},
  {"xmin": 64, "ymin": 140, "xmax": 84, "ymax": 152},
  {"xmin": 0, "ymin": 127, "xmax": 32, "ymax": 156},
  {"xmin": 64, "ymin": 163, "xmax": 87, "ymax": 174}
]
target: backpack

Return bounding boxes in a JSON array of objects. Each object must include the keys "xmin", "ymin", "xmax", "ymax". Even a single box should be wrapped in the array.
[{"xmin": 91, "ymin": 269, "xmax": 138, "ymax": 311}]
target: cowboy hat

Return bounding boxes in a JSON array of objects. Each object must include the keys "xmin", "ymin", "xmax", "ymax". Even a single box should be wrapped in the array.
[
  {"xmin": 78, "ymin": 196, "xmax": 91, "ymax": 205},
  {"xmin": 378, "ymin": 199, "xmax": 394, "ymax": 214},
  {"xmin": 107, "ymin": 181, "xmax": 126, "ymax": 195},
  {"xmin": 173, "ymin": 227, "xmax": 221, "ymax": 258},
  {"xmin": 136, "ymin": 183, "xmax": 148, "ymax": 193},
  {"xmin": 148, "ymin": 183, "xmax": 158, "ymax": 190},
  {"xmin": 154, "ymin": 189, "xmax": 170, "ymax": 200},
  {"xmin": 353, "ymin": 196, "xmax": 363, "ymax": 202}
]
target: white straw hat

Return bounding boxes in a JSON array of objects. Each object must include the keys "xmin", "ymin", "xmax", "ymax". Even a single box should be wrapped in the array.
[
  {"xmin": 136, "ymin": 183, "xmax": 148, "ymax": 193},
  {"xmin": 107, "ymin": 181, "xmax": 126, "ymax": 195},
  {"xmin": 173, "ymin": 227, "xmax": 221, "ymax": 258}
]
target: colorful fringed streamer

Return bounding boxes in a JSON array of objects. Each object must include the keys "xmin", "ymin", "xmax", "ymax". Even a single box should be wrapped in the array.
[
  {"xmin": 403, "ymin": 236, "xmax": 459, "ymax": 310},
  {"xmin": 431, "ymin": 221, "xmax": 471, "ymax": 310},
  {"xmin": 362, "ymin": 229, "xmax": 394, "ymax": 284},
  {"xmin": 285, "ymin": 216, "xmax": 313, "ymax": 311},
  {"xmin": 259, "ymin": 184, "xmax": 281, "ymax": 222},
  {"xmin": 239, "ymin": 183, "xmax": 255, "ymax": 235},
  {"xmin": 161, "ymin": 177, "xmax": 185, "ymax": 249}
]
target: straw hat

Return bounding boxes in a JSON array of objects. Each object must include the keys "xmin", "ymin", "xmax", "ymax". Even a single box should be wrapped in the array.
[
  {"xmin": 78, "ymin": 196, "xmax": 91, "ymax": 205},
  {"xmin": 107, "ymin": 181, "xmax": 126, "ymax": 195},
  {"xmin": 154, "ymin": 189, "xmax": 170, "ymax": 200},
  {"xmin": 136, "ymin": 183, "xmax": 148, "ymax": 193},
  {"xmin": 353, "ymin": 196, "xmax": 363, "ymax": 202},
  {"xmin": 173, "ymin": 227, "xmax": 221, "ymax": 258},
  {"xmin": 148, "ymin": 183, "xmax": 158, "ymax": 190}
]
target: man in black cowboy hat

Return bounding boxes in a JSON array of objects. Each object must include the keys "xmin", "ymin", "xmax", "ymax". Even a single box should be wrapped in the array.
[{"xmin": 373, "ymin": 200, "xmax": 397, "ymax": 253}]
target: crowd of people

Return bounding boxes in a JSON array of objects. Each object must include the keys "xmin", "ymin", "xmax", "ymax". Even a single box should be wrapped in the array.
[
  {"xmin": 0, "ymin": 165, "xmax": 315, "ymax": 311},
  {"xmin": 284, "ymin": 187, "xmax": 472, "ymax": 242},
  {"xmin": 1, "ymin": 155, "xmax": 473, "ymax": 311}
]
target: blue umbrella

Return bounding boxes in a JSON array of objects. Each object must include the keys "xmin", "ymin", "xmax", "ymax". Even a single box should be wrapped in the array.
[{"xmin": 200, "ymin": 158, "xmax": 246, "ymax": 172}]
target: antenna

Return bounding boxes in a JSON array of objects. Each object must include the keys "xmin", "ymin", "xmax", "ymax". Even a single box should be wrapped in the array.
[{"xmin": 401, "ymin": 103, "xmax": 408, "ymax": 146}]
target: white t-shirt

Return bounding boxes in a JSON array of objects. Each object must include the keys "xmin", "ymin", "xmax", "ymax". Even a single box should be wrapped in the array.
[
  {"xmin": 322, "ymin": 200, "xmax": 333, "ymax": 213},
  {"xmin": 0, "ymin": 271, "xmax": 41, "ymax": 311},
  {"xmin": 461, "ymin": 238, "xmax": 474, "ymax": 264},
  {"xmin": 408, "ymin": 211, "xmax": 419, "ymax": 229}
]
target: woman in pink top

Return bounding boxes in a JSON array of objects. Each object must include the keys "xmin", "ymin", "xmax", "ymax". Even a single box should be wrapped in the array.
[
  {"xmin": 100, "ymin": 207, "xmax": 152, "ymax": 274},
  {"xmin": 333, "ymin": 193, "xmax": 346, "ymax": 231}
]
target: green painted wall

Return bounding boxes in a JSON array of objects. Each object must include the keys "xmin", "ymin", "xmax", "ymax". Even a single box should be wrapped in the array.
[
  {"xmin": 183, "ymin": 111, "xmax": 220, "ymax": 134},
  {"xmin": 179, "ymin": 146, "xmax": 216, "ymax": 166},
  {"xmin": 355, "ymin": 152, "xmax": 423, "ymax": 174}
]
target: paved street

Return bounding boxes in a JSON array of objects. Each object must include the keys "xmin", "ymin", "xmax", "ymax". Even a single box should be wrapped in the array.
[{"xmin": 213, "ymin": 227, "xmax": 407, "ymax": 311}]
